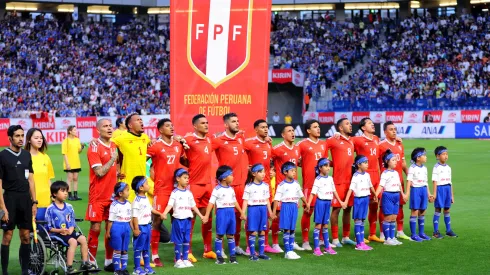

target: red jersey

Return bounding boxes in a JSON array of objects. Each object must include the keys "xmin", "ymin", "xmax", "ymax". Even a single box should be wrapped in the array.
[
  {"xmin": 272, "ymin": 142, "xmax": 300, "ymax": 185},
  {"xmin": 325, "ymin": 135, "xmax": 354, "ymax": 185},
  {"xmin": 147, "ymin": 139, "xmax": 184, "ymax": 195},
  {"xmin": 297, "ymin": 138, "xmax": 326, "ymax": 189},
  {"xmin": 244, "ymin": 136, "xmax": 272, "ymax": 184},
  {"xmin": 353, "ymin": 134, "xmax": 380, "ymax": 184},
  {"xmin": 212, "ymin": 133, "xmax": 246, "ymax": 186},
  {"xmin": 378, "ymin": 139, "xmax": 406, "ymax": 183},
  {"xmin": 87, "ymin": 140, "xmax": 117, "ymax": 202},
  {"xmin": 184, "ymin": 134, "xmax": 213, "ymax": 185}
]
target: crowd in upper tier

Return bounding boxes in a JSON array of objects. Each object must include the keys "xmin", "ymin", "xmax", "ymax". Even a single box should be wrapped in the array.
[{"xmin": 319, "ymin": 14, "xmax": 490, "ymax": 111}]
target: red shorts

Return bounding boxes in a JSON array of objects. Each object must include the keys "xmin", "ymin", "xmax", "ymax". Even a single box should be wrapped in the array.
[
  {"xmin": 332, "ymin": 183, "xmax": 354, "ymax": 208},
  {"xmin": 303, "ymin": 187, "xmax": 316, "ymax": 207},
  {"xmin": 189, "ymin": 184, "xmax": 213, "ymax": 209},
  {"xmin": 233, "ymin": 185, "xmax": 245, "ymax": 211},
  {"xmin": 86, "ymin": 200, "xmax": 112, "ymax": 222},
  {"xmin": 153, "ymin": 193, "xmax": 171, "ymax": 212}
]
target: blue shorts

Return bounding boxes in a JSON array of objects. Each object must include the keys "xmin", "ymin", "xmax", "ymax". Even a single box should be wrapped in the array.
[
  {"xmin": 353, "ymin": 196, "xmax": 369, "ymax": 220},
  {"xmin": 216, "ymin": 208, "xmax": 236, "ymax": 236},
  {"xmin": 133, "ymin": 224, "xmax": 151, "ymax": 251},
  {"xmin": 410, "ymin": 186, "xmax": 428, "ymax": 210},
  {"xmin": 171, "ymin": 218, "xmax": 191, "ymax": 244},
  {"xmin": 110, "ymin": 222, "xmax": 131, "ymax": 251},
  {"xmin": 279, "ymin": 202, "xmax": 298, "ymax": 231},
  {"xmin": 51, "ymin": 231, "xmax": 82, "ymax": 246},
  {"xmin": 381, "ymin": 192, "xmax": 400, "ymax": 215},
  {"xmin": 36, "ymin": 207, "xmax": 47, "ymax": 221},
  {"xmin": 435, "ymin": 185, "xmax": 452, "ymax": 209},
  {"xmin": 314, "ymin": 199, "xmax": 331, "ymax": 225},
  {"xmin": 247, "ymin": 205, "xmax": 267, "ymax": 232}
]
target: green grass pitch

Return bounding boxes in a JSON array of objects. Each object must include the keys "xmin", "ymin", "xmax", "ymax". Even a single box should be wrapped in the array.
[{"xmin": 3, "ymin": 139, "xmax": 490, "ymax": 274}]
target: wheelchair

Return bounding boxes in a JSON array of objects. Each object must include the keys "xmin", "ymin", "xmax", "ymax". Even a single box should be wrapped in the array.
[{"xmin": 29, "ymin": 218, "xmax": 100, "ymax": 275}]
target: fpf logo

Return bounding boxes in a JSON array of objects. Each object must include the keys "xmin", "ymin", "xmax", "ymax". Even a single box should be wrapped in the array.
[{"xmin": 188, "ymin": 0, "xmax": 252, "ymax": 88}]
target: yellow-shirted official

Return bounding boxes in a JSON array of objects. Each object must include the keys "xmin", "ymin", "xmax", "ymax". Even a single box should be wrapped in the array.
[
  {"xmin": 25, "ymin": 128, "xmax": 55, "ymax": 220},
  {"xmin": 62, "ymin": 126, "xmax": 84, "ymax": 200},
  {"xmin": 112, "ymin": 114, "xmax": 150, "ymax": 202}
]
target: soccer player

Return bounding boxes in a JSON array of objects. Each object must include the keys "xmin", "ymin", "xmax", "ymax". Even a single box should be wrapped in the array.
[
  {"xmin": 147, "ymin": 119, "xmax": 185, "ymax": 267},
  {"xmin": 112, "ymin": 113, "xmax": 151, "ymax": 202},
  {"xmin": 112, "ymin": 117, "xmax": 127, "ymax": 139},
  {"xmin": 62, "ymin": 125, "xmax": 84, "ymax": 201},
  {"xmin": 212, "ymin": 113, "xmax": 247, "ymax": 255},
  {"xmin": 86, "ymin": 118, "xmax": 119, "ymax": 271},
  {"xmin": 378, "ymin": 121, "xmax": 410, "ymax": 240},
  {"xmin": 351, "ymin": 118, "xmax": 383, "ymax": 243},
  {"xmin": 325, "ymin": 118, "xmax": 356, "ymax": 247},
  {"xmin": 0, "ymin": 125, "xmax": 37, "ymax": 275},
  {"xmin": 244, "ymin": 119, "xmax": 279, "ymax": 253},
  {"xmin": 271, "ymin": 125, "xmax": 301, "ymax": 251},
  {"xmin": 297, "ymin": 119, "xmax": 325, "ymax": 250},
  {"xmin": 184, "ymin": 114, "xmax": 216, "ymax": 261}
]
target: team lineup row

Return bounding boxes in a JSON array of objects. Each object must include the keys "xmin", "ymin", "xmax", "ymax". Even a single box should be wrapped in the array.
[{"xmin": 0, "ymin": 113, "xmax": 457, "ymax": 275}]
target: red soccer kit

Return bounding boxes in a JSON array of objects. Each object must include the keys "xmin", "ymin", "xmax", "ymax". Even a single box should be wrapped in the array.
[
  {"xmin": 378, "ymin": 139, "xmax": 406, "ymax": 204},
  {"xmin": 147, "ymin": 139, "xmax": 184, "ymax": 211},
  {"xmin": 272, "ymin": 141, "xmax": 300, "ymax": 186},
  {"xmin": 325, "ymin": 135, "xmax": 355, "ymax": 207},
  {"xmin": 353, "ymin": 134, "xmax": 381, "ymax": 189},
  {"xmin": 184, "ymin": 134, "xmax": 214, "ymax": 208},
  {"xmin": 86, "ymin": 140, "xmax": 118, "ymax": 221},
  {"xmin": 245, "ymin": 136, "xmax": 272, "ymax": 204},
  {"xmin": 212, "ymin": 133, "xmax": 246, "ymax": 205},
  {"xmin": 244, "ymin": 136, "xmax": 272, "ymax": 183},
  {"xmin": 297, "ymin": 138, "xmax": 326, "ymax": 206}
]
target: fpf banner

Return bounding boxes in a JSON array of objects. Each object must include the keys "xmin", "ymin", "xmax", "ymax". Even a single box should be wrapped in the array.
[{"xmin": 170, "ymin": 0, "xmax": 272, "ymax": 134}]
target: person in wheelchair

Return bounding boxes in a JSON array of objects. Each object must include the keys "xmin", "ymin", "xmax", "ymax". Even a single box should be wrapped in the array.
[{"xmin": 45, "ymin": 181, "xmax": 98, "ymax": 274}]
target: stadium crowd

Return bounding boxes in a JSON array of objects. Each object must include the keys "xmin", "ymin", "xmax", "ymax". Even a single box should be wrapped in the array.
[
  {"xmin": 0, "ymin": 18, "xmax": 171, "ymax": 118},
  {"xmin": 270, "ymin": 17, "xmax": 379, "ymax": 98},
  {"xmin": 323, "ymin": 14, "xmax": 490, "ymax": 111}
]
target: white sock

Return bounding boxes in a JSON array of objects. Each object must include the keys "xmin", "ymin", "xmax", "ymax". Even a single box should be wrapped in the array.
[
  {"xmin": 397, "ymin": 230, "xmax": 405, "ymax": 235},
  {"xmin": 104, "ymin": 259, "xmax": 112, "ymax": 266},
  {"xmin": 332, "ymin": 238, "xmax": 340, "ymax": 243},
  {"xmin": 342, "ymin": 237, "xmax": 350, "ymax": 240},
  {"xmin": 152, "ymin": 254, "xmax": 160, "ymax": 261}
]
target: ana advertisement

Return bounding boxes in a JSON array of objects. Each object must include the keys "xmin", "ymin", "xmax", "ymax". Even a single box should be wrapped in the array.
[{"xmin": 381, "ymin": 123, "xmax": 455, "ymax": 139}]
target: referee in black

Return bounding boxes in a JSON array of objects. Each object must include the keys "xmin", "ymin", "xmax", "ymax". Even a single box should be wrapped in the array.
[{"xmin": 0, "ymin": 125, "xmax": 37, "ymax": 275}]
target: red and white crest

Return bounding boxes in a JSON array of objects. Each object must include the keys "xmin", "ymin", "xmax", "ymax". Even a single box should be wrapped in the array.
[{"xmin": 188, "ymin": 0, "xmax": 252, "ymax": 88}]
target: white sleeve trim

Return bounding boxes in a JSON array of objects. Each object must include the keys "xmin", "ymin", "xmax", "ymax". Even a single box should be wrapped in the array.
[{"xmin": 91, "ymin": 164, "xmax": 102, "ymax": 168}]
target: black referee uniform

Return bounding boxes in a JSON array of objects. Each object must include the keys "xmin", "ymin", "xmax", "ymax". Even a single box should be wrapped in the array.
[{"xmin": 0, "ymin": 148, "xmax": 34, "ymax": 231}]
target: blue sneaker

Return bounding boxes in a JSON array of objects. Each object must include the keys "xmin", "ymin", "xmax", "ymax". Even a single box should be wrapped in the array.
[
  {"xmin": 144, "ymin": 266, "xmax": 156, "ymax": 274},
  {"xmin": 258, "ymin": 255, "xmax": 271, "ymax": 260},
  {"xmin": 419, "ymin": 233, "xmax": 431, "ymax": 241},
  {"xmin": 249, "ymin": 255, "xmax": 259, "ymax": 261},
  {"xmin": 446, "ymin": 231, "xmax": 458, "ymax": 238},
  {"xmin": 341, "ymin": 238, "xmax": 356, "ymax": 246},
  {"xmin": 410, "ymin": 235, "xmax": 423, "ymax": 242},
  {"xmin": 433, "ymin": 231, "xmax": 444, "ymax": 239},
  {"xmin": 133, "ymin": 267, "xmax": 146, "ymax": 275}
]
